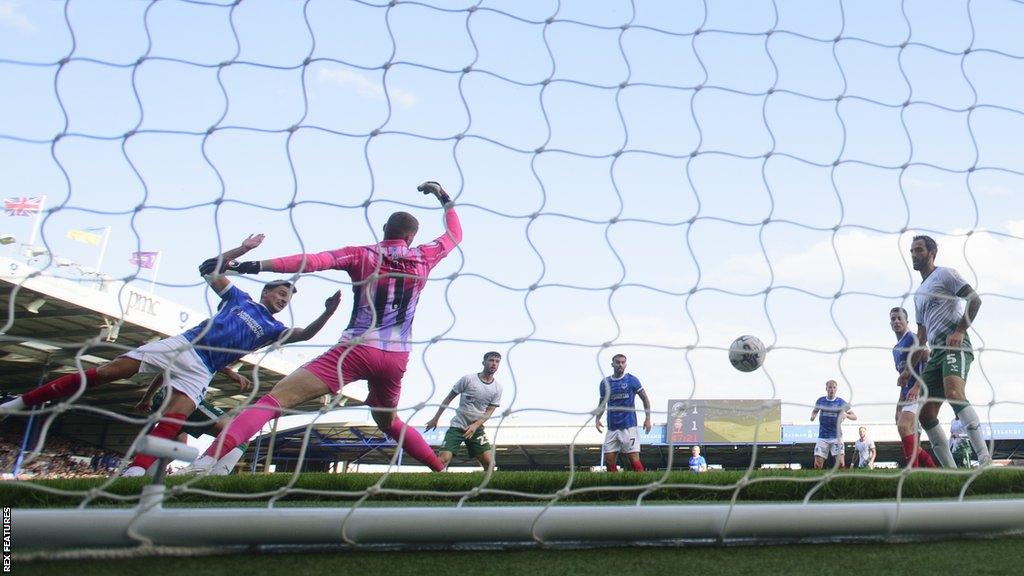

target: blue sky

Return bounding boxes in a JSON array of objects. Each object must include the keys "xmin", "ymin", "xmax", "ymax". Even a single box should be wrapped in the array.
[{"xmin": 2, "ymin": 0, "xmax": 1023, "ymax": 432}]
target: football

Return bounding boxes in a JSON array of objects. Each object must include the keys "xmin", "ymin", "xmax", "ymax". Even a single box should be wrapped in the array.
[{"xmin": 728, "ymin": 335, "xmax": 766, "ymax": 372}]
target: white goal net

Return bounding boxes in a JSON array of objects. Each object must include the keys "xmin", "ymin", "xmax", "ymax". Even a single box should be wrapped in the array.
[{"xmin": 3, "ymin": 0, "xmax": 1024, "ymax": 551}]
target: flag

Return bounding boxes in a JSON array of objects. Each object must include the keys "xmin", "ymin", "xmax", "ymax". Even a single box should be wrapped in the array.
[
  {"xmin": 129, "ymin": 251, "xmax": 160, "ymax": 269},
  {"xmin": 66, "ymin": 227, "xmax": 105, "ymax": 246},
  {"xmin": 4, "ymin": 197, "xmax": 43, "ymax": 217}
]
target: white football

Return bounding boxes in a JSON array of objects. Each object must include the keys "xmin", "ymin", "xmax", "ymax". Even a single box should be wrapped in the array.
[{"xmin": 728, "ymin": 335, "xmax": 766, "ymax": 372}]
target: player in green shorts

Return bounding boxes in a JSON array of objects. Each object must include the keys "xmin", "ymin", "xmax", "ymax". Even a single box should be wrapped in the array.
[
  {"xmin": 440, "ymin": 423, "xmax": 491, "ymax": 461},
  {"xmin": 919, "ymin": 331, "xmax": 973, "ymax": 401},
  {"xmin": 136, "ymin": 370, "xmax": 249, "ymax": 475},
  {"xmin": 901, "ymin": 235, "xmax": 989, "ymax": 467},
  {"xmin": 425, "ymin": 352, "xmax": 504, "ymax": 470}
]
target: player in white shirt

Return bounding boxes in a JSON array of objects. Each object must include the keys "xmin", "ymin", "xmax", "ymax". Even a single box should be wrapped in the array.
[
  {"xmin": 425, "ymin": 352, "xmax": 503, "ymax": 470},
  {"xmin": 902, "ymin": 235, "xmax": 990, "ymax": 467},
  {"xmin": 853, "ymin": 426, "xmax": 876, "ymax": 469}
]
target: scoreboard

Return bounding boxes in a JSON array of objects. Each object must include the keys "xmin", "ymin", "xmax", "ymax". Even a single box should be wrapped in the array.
[{"xmin": 667, "ymin": 399, "xmax": 782, "ymax": 444}]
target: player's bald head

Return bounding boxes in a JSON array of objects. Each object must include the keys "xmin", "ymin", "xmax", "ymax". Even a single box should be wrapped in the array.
[{"xmin": 384, "ymin": 211, "xmax": 419, "ymax": 241}]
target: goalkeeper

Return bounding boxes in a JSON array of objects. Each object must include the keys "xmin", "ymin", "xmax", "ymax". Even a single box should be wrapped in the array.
[{"xmin": 183, "ymin": 182, "xmax": 461, "ymax": 474}]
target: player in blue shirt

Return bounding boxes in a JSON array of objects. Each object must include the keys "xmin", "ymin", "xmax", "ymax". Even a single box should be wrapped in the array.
[
  {"xmin": 1, "ymin": 234, "xmax": 340, "ymax": 477},
  {"xmin": 688, "ymin": 445, "xmax": 708, "ymax": 473},
  {"xmin": 810, "ymin": 379, "xmax": 857, "ymax": 469},
  {"xmin": 890, "ymin": 306, "xmax": 936, "ymax": 468},
  {"xmin": 595, "ymin": 354, "xmax": 652, "ymax": 472}
]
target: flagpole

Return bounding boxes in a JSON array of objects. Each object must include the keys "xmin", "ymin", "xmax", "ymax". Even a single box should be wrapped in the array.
[
  {"xmin": 94, "ymin": 226, "xmax": 111, "ymax": 273},
  {"xmin": 27, "ymin": 195, "xmax": 47, "ymax": 247},
  {"xmin": 149, "ymin": 251, "xmax": 162, "ymax": 294}
]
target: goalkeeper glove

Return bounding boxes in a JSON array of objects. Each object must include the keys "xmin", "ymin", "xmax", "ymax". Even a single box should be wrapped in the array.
[
  {"xmin": 225, "ymin": 260, "xmax": 261, "ymax": 275},
  {"xmin": 417, "ymin": 181, "xmax": 451, "ymax": 205},
  {"xmin": 199, "ymin": 258, "xmax": 261, "ymax": 276}
]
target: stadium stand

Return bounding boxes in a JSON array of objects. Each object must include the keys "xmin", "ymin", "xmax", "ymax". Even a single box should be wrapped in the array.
[{"xmin": 0, "ymin": 430, "xmax": 119, "ymax": 479}]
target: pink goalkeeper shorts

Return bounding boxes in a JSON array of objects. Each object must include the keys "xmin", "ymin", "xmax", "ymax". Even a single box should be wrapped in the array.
[{"xmin": 302, "ymin": 343, "xmax": 409, "ymax": 409}]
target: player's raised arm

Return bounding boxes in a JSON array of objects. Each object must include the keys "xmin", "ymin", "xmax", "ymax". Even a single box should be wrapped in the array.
[
  {"xmin": 417, "ymin": 181, "xmax": 463, "ymax": 265},
  {"xmin": 199, "ymin": 234, "xmax": 266, "ymax": 293},
  {"xmin": 281, "ymin": 291, "xmax": 342, "ymax": 344}
]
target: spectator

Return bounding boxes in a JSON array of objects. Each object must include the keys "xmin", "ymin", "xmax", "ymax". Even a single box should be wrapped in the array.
[{"xmin": 0, "ymin": 433, "xmax": 122, "ymax": 479}]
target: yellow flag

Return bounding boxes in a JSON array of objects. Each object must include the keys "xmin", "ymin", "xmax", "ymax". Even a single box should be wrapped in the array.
[{"xmin": 67, "ymin": 228, "xmax": 103, "ymax": 246}]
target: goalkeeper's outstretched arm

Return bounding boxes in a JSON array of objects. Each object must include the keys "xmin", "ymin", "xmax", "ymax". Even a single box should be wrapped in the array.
[{"xmin": 229, "ymin": 182, "xmax": 461, "ymax": 277}]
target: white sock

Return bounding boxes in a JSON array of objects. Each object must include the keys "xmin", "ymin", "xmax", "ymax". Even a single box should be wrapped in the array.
[
  {"xmin": 121, "ymin": 465, "xmax": 147, "ymax": 477},
  {"xmin": 924, "ymin": 422, "xmax": 957, "ymax": 468},
  {"xmin": 956, "ymin": 405, "xmax": 991, "ymax": 462},
  {"xmin": 0, "ymin": 397, "xmax": 25, "ymax": 411},
  {"xmin": 215, "ymin": 447, "xmax": 244, "ymax": 473},
  {"xmin": 194, "ymin": 454, "xmax": 216, "ymax": 468}
]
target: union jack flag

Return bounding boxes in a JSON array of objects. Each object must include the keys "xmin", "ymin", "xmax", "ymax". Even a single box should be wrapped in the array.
[{"xmin": 4, "ymin": 197, "xmax": 42, "ymax": 217}]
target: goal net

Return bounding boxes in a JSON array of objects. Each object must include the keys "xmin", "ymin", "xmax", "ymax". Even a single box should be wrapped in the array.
[{"xmin": 3, "ymin": 0, "xmax": 1024, "ymax": 551}]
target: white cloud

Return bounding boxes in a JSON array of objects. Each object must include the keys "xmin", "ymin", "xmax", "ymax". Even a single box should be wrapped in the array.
[
  {"xmin": 0, "ymin": 1, "xmax": 34, "ymax": 32},
  {"xmin": 318, "ymin": 68, "xmax": 419, "ymax": 109},
  {"xmin": 701, "ymin": 230, "xmax": 912, "ymax": 296},
  {"xmin": 1005, "ymin": 220, "xmax": 1024, "ymax": 237}
]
